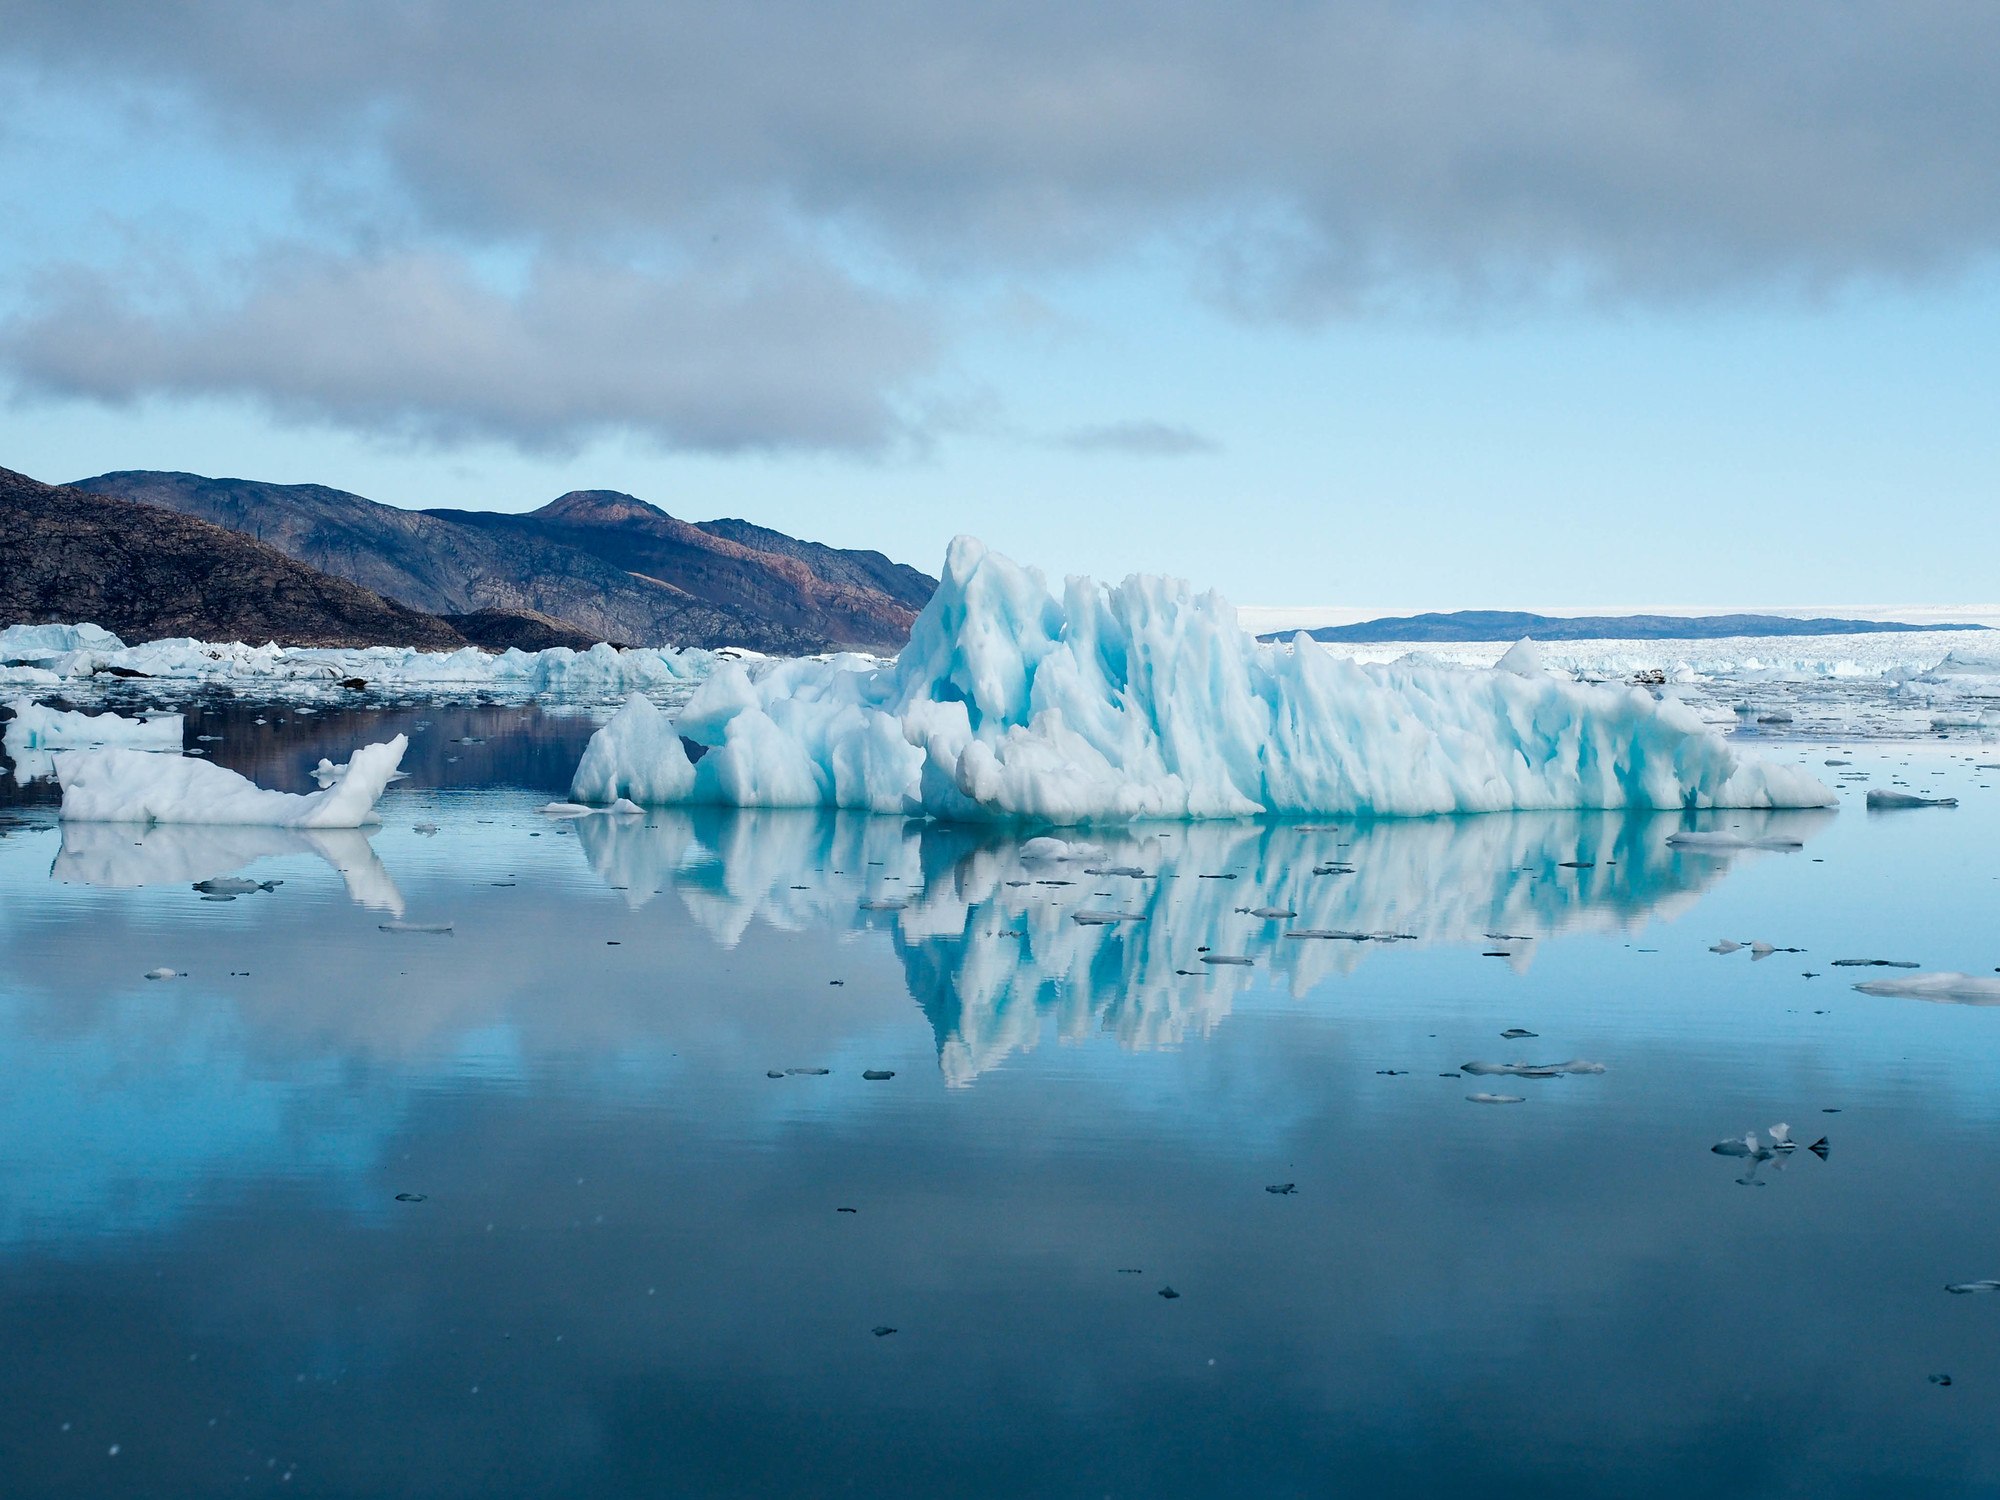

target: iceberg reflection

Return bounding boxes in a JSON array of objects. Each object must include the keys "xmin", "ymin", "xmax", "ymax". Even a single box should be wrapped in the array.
[
  {"xmin": 577, "ymin": 806, "xmax": 1831, "ymax": 1082},
  {"xmin": 52, "ymin": 822, "xmax": 406, "ymax": 914}
]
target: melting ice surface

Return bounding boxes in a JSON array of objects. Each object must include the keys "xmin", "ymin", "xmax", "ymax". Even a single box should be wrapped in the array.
[
  {"xmin": 55, "ymin": 736, "xmax": 409, "ymax": 827},
  {"xmin": 9, "ymin": 698, "xmax": 2000, "ymax": 1494},
  {"xmin": 572, "ymin": 538, "xmax": 1833, "ymax": 820}
]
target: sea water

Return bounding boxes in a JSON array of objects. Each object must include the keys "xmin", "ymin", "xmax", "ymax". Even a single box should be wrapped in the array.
[{"xmin": 3, "ymin": 702, "xmax": 2000, "ymax": 1497}]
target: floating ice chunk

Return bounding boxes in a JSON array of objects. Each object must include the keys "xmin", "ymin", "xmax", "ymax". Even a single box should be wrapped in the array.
[
  {"xmin": 192, "ymin": 877, "xmax": 278, "ymax": 896},
  {"xmin": 0, "ymin": 622, "xmax": 125, "ymax": 665},
  {"xmin": 1072, "ymin": 911, "xmax": 1146, "ymax": 925},
  {"xmin": 1866, "ymin": 790, "xmax": 1958, "ymax": 809},
  {"xmin": 1853, "ymin": 972, "xmax": 2000, "ymax": 1004},
  {"xmin": 1461, "ymin": 1059, "xmax": 1605, "ymax": 1077},
  {"xmin": 1020, "ymin": 836, "xmax": 1108, "ymax": 863},
  {"xmin": 1832, "ymin": 958, "xmax": 1920, "ymax": 968},
  {"xmin": 570, "ymin": 694, "xmax": 697, "ymax": 806},
  {"xmin": 379, "ymin": 920, "xmax": 452, "ymax": 934},
  {"xmin": 1668, "ymin": 831, "xmax": 1805, "ymax": 852},
  {"xmin": 1240, "ymin": 906, "xmax": 1297, "ymax": 919},
  {"xmin": 144, "ymin": 967, "xmax": 177, "ymax": 980},
  {"xmin": 1467, "ymin": 1093, "xmax": 1526, "ymax": 1104},
  {"xmin": 1946, "ymin": 1281, "xmax": 2000, "ymax": 1294},
  {"xmin": 1199, "ymin": 954, "xmax": 1254, "ymax": 965},
  {"xmin": 56, "ymin": 737, "xmax": 408, "ymax": 827},
  {"xmin": 1710, "ymin": 939, "xmax": 1743, "ymax": 954},
  {"xmin": 568, "ymin": 538, "xmax": 1835, "ymax": 821},
  {"xmin": 6, "ymin": 698, "xmax": 181, "ymax": 753},
  {"xmin": 540, "ymin": 802, "xmax": 597, "ymax": 817}
]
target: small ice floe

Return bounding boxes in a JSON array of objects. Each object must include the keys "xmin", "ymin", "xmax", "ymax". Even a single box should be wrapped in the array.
[
  {"xmin": 1461, "ymin": 1059, "xmax": 1605, "ymax": 1077},
  {"xmin": 1832, "ymin": 958, "xmax": 1920, "ymax": 969},
  {"xmin": 1668, "ymin": 831, "xmax": 1805, "ymax": 853},
  {"xmin": 1711, "ymin": 1125, "xmax": 1829, "ymax": 1163},
  {"xmin": 313, "ymin": 757, "xmax": 410, "ymax": 789},
  {"xmin": 192, "ymin": 877, "xmax": 280, "ymax": 896},
  {"xmin": 858, "ymin": 898, "xmax": 908, "ymax": 912},
  {"xmin": 1500, "ymin": 1027, "xmax": 1538, "ymax": 1039},
  {"xmin": 1946, "ymin": 1280, "xmax": 2000, "ymax": 1295},
  {"xmin": 144, "ymin": 967, "xmax": 177, "ymax": 980},
  {"xmin": 786, "ymin": 1067, "xmax": 830, "ymax": 1076},
  {"xmin": 1238, "ymin": 906, "xmax": 1297, "ymax": 919},
  {"xmin": 1485, "ymin": 932, "xmax": 1533, "ymax": 943},
  {"xmin": 1467, "ymin": 1093, "xmax": 1526, "ymax": 1104},
  {"xmin": 538, "ymin": 801, "xmax": 596, "ymax": 816},
  {"xmin": 1265, "ymin": 1183, "xmax": 1297, "ymax": 1195},
  {"xmin": 1020, "ymin": 837, "xmax": 1108, "ymax": 863},
  {"xmin": 1866, "ymin": 790, "xmax": 1958, "ymax": 809},
  {"xmin": 1852, "ymin": 972, "xmax": 2000, "ymax": 1004},
  {"xmin": 1711, "ymin": 940, "xmax": 1743, "ymax": 954},
  {"xmin": 1084, "ymin": 865, "xmax": 1150, "ymax": 878},
  {"xmin": 1072, "ymin": 911, "xmax": 1145, "ymax": 925},
  {"xmin": 1200, "ymin": 954, "xmax": 1255, "ymax": 966},
  {"xmin": 379, "ymin": 921, "xmax": 453, "ymax": 934},
  {"xmin": 412, "ymin": 823, "xmax": 440, "ymax": 836},
  {"xmin": 861, "ymin": 1070, "xmax": 895, "ymax": 1081},
  {"xmin": 1285, "ymin": 929, "xmax": 1371, "ymax": 941}
]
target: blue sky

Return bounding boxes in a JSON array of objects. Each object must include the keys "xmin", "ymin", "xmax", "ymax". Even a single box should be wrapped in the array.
[{"xmin": 2, "ymin": 3, "xmax": 1996, "ymax": 611}]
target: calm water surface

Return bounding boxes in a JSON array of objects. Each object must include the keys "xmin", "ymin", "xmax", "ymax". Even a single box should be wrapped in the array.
[{"xmin": 4, "ymin": 706, "xmax": 2000, "ymax": 1497}]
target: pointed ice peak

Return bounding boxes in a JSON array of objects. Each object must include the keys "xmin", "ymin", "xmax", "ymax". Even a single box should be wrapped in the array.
[{"xmin": 1495, "ymin": 637, "xmax": 1545, "ymax": 677}]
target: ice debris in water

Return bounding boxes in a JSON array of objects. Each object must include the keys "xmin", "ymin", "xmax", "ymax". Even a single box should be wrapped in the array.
[
  {"xmin": 379, "ymin": 921, "xmax": 453, "ymax": 934},
  {"xmin": 144, "ymin": 967, "xmax": 177, "ymax": 980},
  {"xmin": 1852, "ymin": 972, "xmax": 2000, "ymax": 1004},
  {"xmin": 1461, "ymin": 1060, "xmax": 1605, "ymax": 1077},
  {"xmin": 1866, "ymin": 790, "xmax": 1958, "ymax": 809},
  {"xmin": 567, "ymin": 537, "xmax": 1834, "ymax": 822},
  {"xmin": 1946, "ymin": 1281, "xmax": 2000, "ymax": 1294},
  {"xmin": 5, "ymin": 698, "xmax": 182, "ymax": 752},
  {"xmin": 56, "ymin": 737, "xmax": 408, "ymax": 828},
  {"xmin": 1667, "ymin": 831, "xmax": 1805, "ymax": 852},
  {"xmin": 192, "ymin": 877, "xmax": 279, "ymax": 896},
  {"xmin": 1467, "ymin": 1092, "xmax": 1526, "ymax": 1104}
]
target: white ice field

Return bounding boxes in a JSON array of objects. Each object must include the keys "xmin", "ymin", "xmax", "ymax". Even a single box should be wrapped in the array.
[{"xmin": 9, "ymin": 537, "xmax": 1999, "ymax": 827}]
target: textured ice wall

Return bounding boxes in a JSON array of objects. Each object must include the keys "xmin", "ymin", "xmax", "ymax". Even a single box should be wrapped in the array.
[
  {"xmin": 56, "ymin": 736, "xmax": 409, "ymax": 827},
  {"xmin": 573, "ymin": 538, "xmax": 1835, "ymax": 822}
]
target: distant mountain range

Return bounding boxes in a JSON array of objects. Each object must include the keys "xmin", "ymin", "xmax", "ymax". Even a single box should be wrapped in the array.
[
  {"xmin": 1, "ymin": 465, "xmax": 476, "ymax": 649},
  {"xmin": 1264, "ymin": 609, "xmax": 1989, "ymax": 644},
  {"xmin": 66, "ymin": 470, "xmax": 937, "ymax": 653}
]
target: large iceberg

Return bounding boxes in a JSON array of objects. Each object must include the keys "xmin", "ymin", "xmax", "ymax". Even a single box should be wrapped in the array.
[
  {"xmin": 570, "ymin": 538, "xmax": 1833, "ymax": 822},
  {"xmin": 56, "ymin": 736, "xmax": 409, "ymax": 827}
]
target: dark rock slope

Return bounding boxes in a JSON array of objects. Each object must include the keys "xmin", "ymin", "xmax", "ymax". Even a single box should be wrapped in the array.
[
  {"xmin": 0, "ymin": 466, "xmax": 469, "ymax": 649},
  {"xmin": 75, "ymin": 470, "xmax": 936, "ymax": 652}
]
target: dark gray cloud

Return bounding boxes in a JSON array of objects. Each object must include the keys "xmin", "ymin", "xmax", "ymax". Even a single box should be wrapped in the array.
[
  {"xmin": 1056, "ymin": 420, "xmax": 1218, "ymax": 458},
  {"xmin": 4, "ymin": 1, "xmax": 1998, "ymax": 449},
  {"xmin": 0, "ymin": 247, "xmax": 937, "ymax": 454},
  {"xmin": 10, "ymin": 1, "xmax": 1998, "ymax": 292}
]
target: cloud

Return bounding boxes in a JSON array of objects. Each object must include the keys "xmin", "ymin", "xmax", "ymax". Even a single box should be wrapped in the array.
[
  {"xmin": 8, "ymin": 1, "xmax": 1999, "ymax": 300},
  {"xmin": 1055, "ymin": 420, "xmax": 1218, "ymax": 457},
  {"xmin": 0, "ymin": 247, "xmax": 939, "ymax": 454},
  {"xmin": 5, "ymin": 1, "xmax": 2000, "ymax": 450}
]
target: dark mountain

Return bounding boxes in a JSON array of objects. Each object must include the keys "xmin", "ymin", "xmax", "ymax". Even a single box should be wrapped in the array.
[
  {"xmin": 1265, "ymin": 609, "xmax": 1988, "ymax": 644},
  {"xmin": 0, "ymin": 466, "xmax": 468, "ymax": 649},
  {"xmin": 73, "ymin": 471, "xmax": 936, "ymax": 652}
]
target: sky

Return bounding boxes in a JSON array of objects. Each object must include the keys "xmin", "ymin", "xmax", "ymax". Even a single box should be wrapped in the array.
[{"xmin": 1, "ymin": 1, "xmax": 1996, "ymax": 612}]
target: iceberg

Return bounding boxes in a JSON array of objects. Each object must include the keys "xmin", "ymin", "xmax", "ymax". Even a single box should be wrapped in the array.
[
  {"xmin": 5, "ymin": 698, "xmax": 182, "ymax": 751},
  {"xmin": 570, "ymin": 538, "xmax": 1834, "ymax": 822},
  {"xmin": 56, "ymin": 736, "xmax": 409, "ymax": 827}
]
